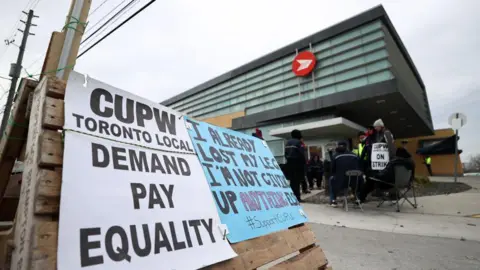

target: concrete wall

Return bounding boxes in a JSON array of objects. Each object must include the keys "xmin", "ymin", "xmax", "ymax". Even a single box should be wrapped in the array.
[
  {"xmin": 200, "ymin": 111, "xmax": 245, "ymax": 128},
  {"xmin": 382, "ymin": 25, "xmax": 433, "ymax": 131}
]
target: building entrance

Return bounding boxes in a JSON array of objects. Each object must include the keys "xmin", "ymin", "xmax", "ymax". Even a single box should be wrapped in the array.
[{"xmin": 308, "ymin": 145, "xmax": 323, "ymax": 159}]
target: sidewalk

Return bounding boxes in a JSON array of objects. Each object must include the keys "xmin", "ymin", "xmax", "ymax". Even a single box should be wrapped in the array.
[
  {"xmin": 301, "ymin": 176, "xmax": 480, "ymax": 241},
  {"xmin": 394, "ymin": 176, "xmax": 480, "ymax": 217},
  {"xmin": 302, "ymin": 203, "xmax": 480, "ymax": 241}
]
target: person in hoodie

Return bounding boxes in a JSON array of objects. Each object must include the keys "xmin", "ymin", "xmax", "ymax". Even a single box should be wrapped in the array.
[{"xmin": 284, "ymin": 129, "xmax": 306, "ymax": 202}]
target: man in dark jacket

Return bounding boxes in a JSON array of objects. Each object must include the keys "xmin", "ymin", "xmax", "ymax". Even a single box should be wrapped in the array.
[
  {"xmin": 329, "ymin": 141, "xmax": 361, "ymax": 207},
  {"xmin": 285, "ymin": 129, "xmax": 306, "ymax": 202}
]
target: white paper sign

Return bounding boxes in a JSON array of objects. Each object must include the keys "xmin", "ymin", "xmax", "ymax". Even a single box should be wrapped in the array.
[
  {"xmin": 64, "ymin": 71, "xmax": 194, "ymax": 154},
  {"xmin": 371, "ymin": 142, "xmax": 389, "ymax": 170},
  {"xmin": 58, "ymin": 131, "xmax": 236, "ymax": 270}
]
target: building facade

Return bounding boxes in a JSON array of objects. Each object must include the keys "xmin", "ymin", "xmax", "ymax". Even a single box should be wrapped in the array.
[{"xmin": 162, "ymin": 5, "xmax": 461, "ymax": 176}]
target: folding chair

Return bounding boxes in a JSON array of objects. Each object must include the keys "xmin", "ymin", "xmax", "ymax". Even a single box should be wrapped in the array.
[
  {"xmin": 371, "ymin": 164, "xmax": 417, "ymax": 212},
  {"xmin": 342, "ymin": 170, "xmax": 364, "ymax": 212}
]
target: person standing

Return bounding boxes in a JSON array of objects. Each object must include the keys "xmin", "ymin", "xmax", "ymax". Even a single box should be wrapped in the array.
[
  {"xmin": 300, "ymin": 138, "xmax": 311, "ymax": 193},
  {"xmin": 354, "ymin": 131, "xmax": 367, "ymax": 157},
  {"xmin": 285, "ymin": 129, "xmax": 306, "ymax": 202},
  {"xmin": 372, "ymin": 119, "xmax": 396, "ymax": 159},
  {"xmin": 359, "ymin": 119, "xmax": 395, "ymax": 202},
  {"xmin": 424, "ymin": 155, "xmax": 433, "ymax": 176},
  {"xmin": 252, "ymin": 128, "xmax": 264, "ymax": 140},
  {"xmin": 307, "ymin": 155, "xmax": 324, "ymax": 189}
]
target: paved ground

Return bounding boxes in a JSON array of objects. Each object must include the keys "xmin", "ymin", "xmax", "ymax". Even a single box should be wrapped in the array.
[
  {"xmin": 302, "ymin": 202, "xmax": 480, "ymax": 241},
  {"xmin": 311, "ymin": 223, "xmax": 480, "ymax": 270},
  {"xmin": 302, "ymin": 176, "xmax": 480, "ymax": 217}
]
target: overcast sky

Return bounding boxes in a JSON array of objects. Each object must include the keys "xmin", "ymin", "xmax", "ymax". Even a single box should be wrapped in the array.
[{"xmin": 0, "ymin": 0, "xmax": 479, "ymax": 160}]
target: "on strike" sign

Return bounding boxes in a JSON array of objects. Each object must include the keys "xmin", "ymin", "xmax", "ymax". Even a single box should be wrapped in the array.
[{"xmin": 371, "ymin": 143, "xmax": 389, "ymax": 170}]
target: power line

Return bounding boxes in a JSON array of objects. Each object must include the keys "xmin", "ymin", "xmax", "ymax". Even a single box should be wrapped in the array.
[
  {"xmin": 84, "ymin": 0, "xmax": 130, "ymax": 34},
  {"xmin": 89, "ymin": 0, "xmax": 112, "ymax": 16},
  {"xmin": 80, "ymin": 0, "xmax": 140, "ymax": 50},
  {"xmin": 78, "ymin": 0, "xmax": 157, "ymax": 59},
  {"xmin": 81, "ymin": 0, "xmax": 138, "ymax": 45}
]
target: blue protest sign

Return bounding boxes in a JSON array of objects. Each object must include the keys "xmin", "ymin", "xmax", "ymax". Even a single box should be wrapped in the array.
[{"xmin": 185, "ymin": 117, "xmax": 308, "ymax": 243}]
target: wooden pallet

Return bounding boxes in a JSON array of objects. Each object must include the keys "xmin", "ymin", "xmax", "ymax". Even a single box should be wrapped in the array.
[
  {"xmin": 5, "ymin": 76, "xmax": 331, "ymax": 269},
  {"xmin": 0, "ymin": 79, "xmax": 38, "ymax": 224}
]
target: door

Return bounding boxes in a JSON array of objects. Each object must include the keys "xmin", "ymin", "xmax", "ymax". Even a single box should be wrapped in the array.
[{"xmin": 308, "ymin": 145, "xmax": 323, "ymax": 160}]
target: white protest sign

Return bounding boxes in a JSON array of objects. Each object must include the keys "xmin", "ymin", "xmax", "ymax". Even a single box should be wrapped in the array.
[
  {"xmin": 58, "ymin": 131, "xmax": 236, "ymax": 270},
  {"xmin": 371, "ymin": 142, "xmax": 389, "ymax": 170},
  {"xmin": 64, "ymin": 71, "xmax": 194, "ymax": 154}
]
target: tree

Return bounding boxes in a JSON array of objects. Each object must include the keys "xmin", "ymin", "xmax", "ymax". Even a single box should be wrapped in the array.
[{"xmin": 464, "ymin": 154, "xmax": 480, "ymax": 172}]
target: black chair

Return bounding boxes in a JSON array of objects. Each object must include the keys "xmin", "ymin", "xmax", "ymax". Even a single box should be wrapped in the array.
[
  {"xmin": 370, "ymin": 163, "xmax": 417, "ymax": 212},
  {"xmin": 342, "ymin": 170, "xmax": 364, "ymax": 212}
]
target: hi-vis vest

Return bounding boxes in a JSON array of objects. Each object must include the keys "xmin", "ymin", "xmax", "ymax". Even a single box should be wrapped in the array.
[
  {"xmin": 355, "ymin": 143, "xmax": 366, "ymax": 160},
  {"xmin": 425, "ymin": 157, "xmax": 432, "ymax": 165}
]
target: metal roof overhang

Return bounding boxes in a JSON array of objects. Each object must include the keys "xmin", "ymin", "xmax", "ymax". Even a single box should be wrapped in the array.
[
  {"xmin": 231, "ymin": 80, "xmax": 434, "ymax": 139},
  {"xmin": 270, "ymin": 117, "xmax": 366, "ymax": 139}
]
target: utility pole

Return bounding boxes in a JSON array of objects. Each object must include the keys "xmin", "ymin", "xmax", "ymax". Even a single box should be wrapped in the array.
[{"xmin": 0, "ymin": 10, "xmax": 37, "ymax": 138}]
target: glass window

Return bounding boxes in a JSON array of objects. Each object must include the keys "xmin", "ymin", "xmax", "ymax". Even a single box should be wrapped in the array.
[
  {"xmin": 363, "ymin": 40, "xmax": 386, "ymax": 52},
  {"xmin": 312, "ymin": 39, "xmax": 331, "ymax": 51},
  {"xmin": 317, "ymin": 65, "xmax": 334, "ymax": 76},
  {"xmin": 334, "ymin": 57, "xmax": 365, "ymax": 72},
  {"xmin": 301, "ymin": 91, "xmax": 313, "ymax": 101},
  {"xmin": 285, "ymin": 95, "xmax": 300, "ymax": 105},
  {"xmin": 317, "ymin": 76, "xmax": 335, "ymax": 87},
  {"xmin": 316, "ymin": 85, "xmax": 335, "ymax": 96},
  {"xmin": 267, "ymin": 140, "xmax": 284, "ymax": 156},
  {"xmin": 284, "ymin": 86, "xmax": 300, "ymax": 97},
  {"xmin": 332, "ymin": 38, "xmax": 362, "ymax": 54},
  {"xmin": 282, "ymin": 54, "xmax": 296, "ymax": 64},
  {"xmin": 365, "ymin": 49, "xmax": 388, "ymax": 61},
  {"xmin": 361, "ymin": 21, "xmax": 382, "ymax": 33},
  {"xmin": 331, "ymin": 29, "xmax": 361, "ymax": 45},
  {"xmin": 366, "ymin": 60, "xmax": 390, "ymax": 73},
  {"xmin": 333, "ymin": 47, "xmax": 363, "ymax": 63},
  {"xmin": 368, "ymin": 70, "xmax": 394, "ymax": 84},
  {"xmin": 362, "ymin": 31, "xmax": 384, "ymax": 43},
  {"xmin": 336, "ymin": 76, "xmax": 368, "ymax": 92},
  {"xmin": 283, "ymin": 79, "xmax": 297, "ymax": 88},
  {"xmin": 335, "ymin": 66, "xmax": 366, "ymax": 82}
]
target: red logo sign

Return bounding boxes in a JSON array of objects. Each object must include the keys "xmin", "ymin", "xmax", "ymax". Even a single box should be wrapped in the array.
[{"xmin": 292, "ymin": 51, "xmax": 317, "ymax": 77}]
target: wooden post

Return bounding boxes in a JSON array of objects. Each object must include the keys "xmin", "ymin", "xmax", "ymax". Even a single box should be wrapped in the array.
[{"xmin": 40, "ymin": 0, "xmax": 91, "ymax": 81}]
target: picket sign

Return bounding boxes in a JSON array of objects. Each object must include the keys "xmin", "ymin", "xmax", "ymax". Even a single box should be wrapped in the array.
[
  {"xmin": 0, "ymin": 76, "xmax": 332, "ymax": 269},
  {"xmin": 371, "ymin": 143, "xmax": 390, "ymax": 171}
]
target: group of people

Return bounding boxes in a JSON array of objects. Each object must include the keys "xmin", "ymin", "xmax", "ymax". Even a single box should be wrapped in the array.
[{"xmin": 283, "ymin": 118, "xmax": 416, "ymax": 205}]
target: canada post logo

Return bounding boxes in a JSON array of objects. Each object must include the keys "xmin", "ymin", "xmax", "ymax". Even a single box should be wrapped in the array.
[{"xmin": 292, "ymin": 51, "xmax": 317, "ymax": 77}]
